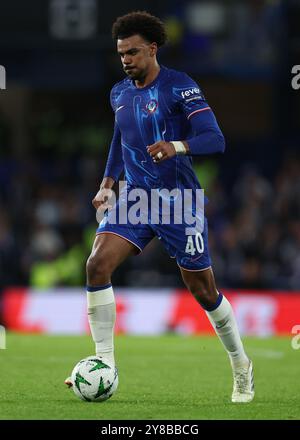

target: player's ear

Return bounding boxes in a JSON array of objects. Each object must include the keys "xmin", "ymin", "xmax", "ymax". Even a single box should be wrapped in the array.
[{"xmin": 149, "ymin": 42, "xmax": 157, "ymax": 57}]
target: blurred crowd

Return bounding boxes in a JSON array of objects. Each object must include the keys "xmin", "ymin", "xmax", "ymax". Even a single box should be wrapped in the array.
[
  {"xmin": 0, "ymin": 149, "xmax": 299, "ymax": 291},
  {"xmin": 207, "ymin": 155, "xmax": 300, "ymax": 290}
]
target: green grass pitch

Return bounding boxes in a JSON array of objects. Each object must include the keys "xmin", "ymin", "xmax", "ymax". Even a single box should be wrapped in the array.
[{"xmin": 0, "ymin": 333, "xmax": 299, "ymax": 420}]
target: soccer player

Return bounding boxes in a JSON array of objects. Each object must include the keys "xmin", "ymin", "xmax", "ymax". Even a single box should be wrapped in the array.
[{"xmin": 66, "ymin": 11, "xmax": 254, "ymax": 403}]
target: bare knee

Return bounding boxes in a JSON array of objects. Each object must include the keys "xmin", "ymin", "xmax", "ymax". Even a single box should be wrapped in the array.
[{"xmin": 86, "ymin": 248, "xmax": 114, "ymax": 286}]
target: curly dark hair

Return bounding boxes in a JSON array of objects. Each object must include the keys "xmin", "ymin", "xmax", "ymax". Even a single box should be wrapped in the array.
[{"xmin": 112, "ymin": 11, "xmax": 167, "ymax": 47}]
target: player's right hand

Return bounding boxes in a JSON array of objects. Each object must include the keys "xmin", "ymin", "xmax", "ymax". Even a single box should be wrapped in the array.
[{"xmin": 92, "ymin": 188, "xmax": 113, "ymax": 211}]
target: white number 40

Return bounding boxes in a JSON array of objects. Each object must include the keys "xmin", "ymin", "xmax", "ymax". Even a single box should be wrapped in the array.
[{"xmin": 185, "ymin": 233, "xmax": 204, "ymax": 256}]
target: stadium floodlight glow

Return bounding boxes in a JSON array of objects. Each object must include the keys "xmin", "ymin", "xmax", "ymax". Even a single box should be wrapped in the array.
[{"xmin": 0, "ymin": 65, "xmax": 6, "ymax": 90}]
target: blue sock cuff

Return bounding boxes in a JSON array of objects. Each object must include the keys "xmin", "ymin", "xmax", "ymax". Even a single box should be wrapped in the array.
[
  {"xmin": 203, "ymin": 292, "xmax": 223, "ymax": 312},
  {"xmin": 86, "ymin": 283, "xmax": 112, "ymax": 292}
]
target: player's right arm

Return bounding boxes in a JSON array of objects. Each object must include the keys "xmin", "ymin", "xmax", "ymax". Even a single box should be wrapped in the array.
[
  {"xmin": 92, "ymin": 177, "xmax": 115, "ymax": 211},
  {"xmin": 93, "ymin": 118, "xmax": 124, "ymax": 211},
  {"xmin": 93, "ymin": 84, "xmax": 125, "ymax": 210}
]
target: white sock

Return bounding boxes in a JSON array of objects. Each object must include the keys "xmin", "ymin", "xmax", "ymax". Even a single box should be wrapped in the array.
[
  {"xmin": 87, "ymin": 284, "xmax": 116, "ymax": 365},
  {"xmin": 205, "ymin": 293, "xmax": 249, "ymax": 370}
]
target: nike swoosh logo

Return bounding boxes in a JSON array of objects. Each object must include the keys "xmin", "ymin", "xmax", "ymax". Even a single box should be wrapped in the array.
[
  {"xmin": 116, "ymin": 105, "xmax": 125, "ymax": 112},
  {"xmin": 216, "ymin": 319, "xmax": 229, "ymax": 329}
]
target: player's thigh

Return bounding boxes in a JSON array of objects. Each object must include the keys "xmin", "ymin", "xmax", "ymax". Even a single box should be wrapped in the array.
[{"xmin": 87, "ymin": 232, "xmax": 138, "ymax": 274}]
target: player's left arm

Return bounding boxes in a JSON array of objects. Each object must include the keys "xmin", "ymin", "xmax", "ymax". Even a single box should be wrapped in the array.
[
  {"xmin": 184, "ymin": 108, "xmax": 225, "ymax": 156},
  {"xmin": 147, "ymin": 140, "xmax": 188, "ymax": 162},
  {"xmin": 147, "ymin": 76, "xmax": 225, "ymax": 162},
  {"xmin": 147, "ymin": 110, "xmax": 225, "ymax": 162}
]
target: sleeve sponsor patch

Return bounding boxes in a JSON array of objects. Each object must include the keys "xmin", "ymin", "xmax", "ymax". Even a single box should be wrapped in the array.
[{"xmin": 173, "ymin": 86, "xmax": 205, "ymax": 102}]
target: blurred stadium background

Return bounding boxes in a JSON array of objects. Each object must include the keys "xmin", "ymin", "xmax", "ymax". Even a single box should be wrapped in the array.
[{"xmin": 0, "ymin": 0, "xmax": 300, "ymax": 337}]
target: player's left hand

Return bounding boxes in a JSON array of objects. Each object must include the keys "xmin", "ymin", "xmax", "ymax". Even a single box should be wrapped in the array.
[{"xmin": 147, "ymin": 141, "xmax": 176, "ymax": 163}]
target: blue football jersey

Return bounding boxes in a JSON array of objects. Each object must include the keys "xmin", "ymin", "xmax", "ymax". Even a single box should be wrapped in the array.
[{"xmin": 105, "ymin": 65, "xmax": 216, "ymax": 192}]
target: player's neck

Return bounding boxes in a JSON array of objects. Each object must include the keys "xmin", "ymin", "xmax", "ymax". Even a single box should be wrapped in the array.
[{"xmin": 135, "ymin": 62, "xmax": 160, "ymax": 89}]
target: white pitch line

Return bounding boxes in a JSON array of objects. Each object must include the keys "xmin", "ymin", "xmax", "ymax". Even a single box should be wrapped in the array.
[{"xmin": 248, "ymin": 348, "xmax": 284, "ymax": 359}]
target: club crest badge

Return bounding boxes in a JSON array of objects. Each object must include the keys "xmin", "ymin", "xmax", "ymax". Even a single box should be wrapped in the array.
[{"xmin": 146, "ymin": 99, "xmax": 158, "ymax": 113}]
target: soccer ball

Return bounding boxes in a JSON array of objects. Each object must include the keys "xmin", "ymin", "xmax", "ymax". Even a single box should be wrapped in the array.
[{"xmin": 71, "ymin": 355, "xmax": 118, "ymax": 402}]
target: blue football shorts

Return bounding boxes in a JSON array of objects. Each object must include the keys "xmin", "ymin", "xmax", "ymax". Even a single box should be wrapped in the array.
[{"xmin": 96, "ymin": 188, "xmax": 211, "ymax": 271}]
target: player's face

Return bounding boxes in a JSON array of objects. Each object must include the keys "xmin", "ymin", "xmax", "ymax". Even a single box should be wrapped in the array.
[{"xmin": 117, "ymin": 35, "xmax": 157, "ymax": 81}]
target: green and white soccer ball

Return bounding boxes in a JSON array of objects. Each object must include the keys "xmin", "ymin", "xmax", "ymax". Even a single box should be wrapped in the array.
[{"xmin": 71, "ymin": 356, "xmax": 118, "ymax": 402}]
